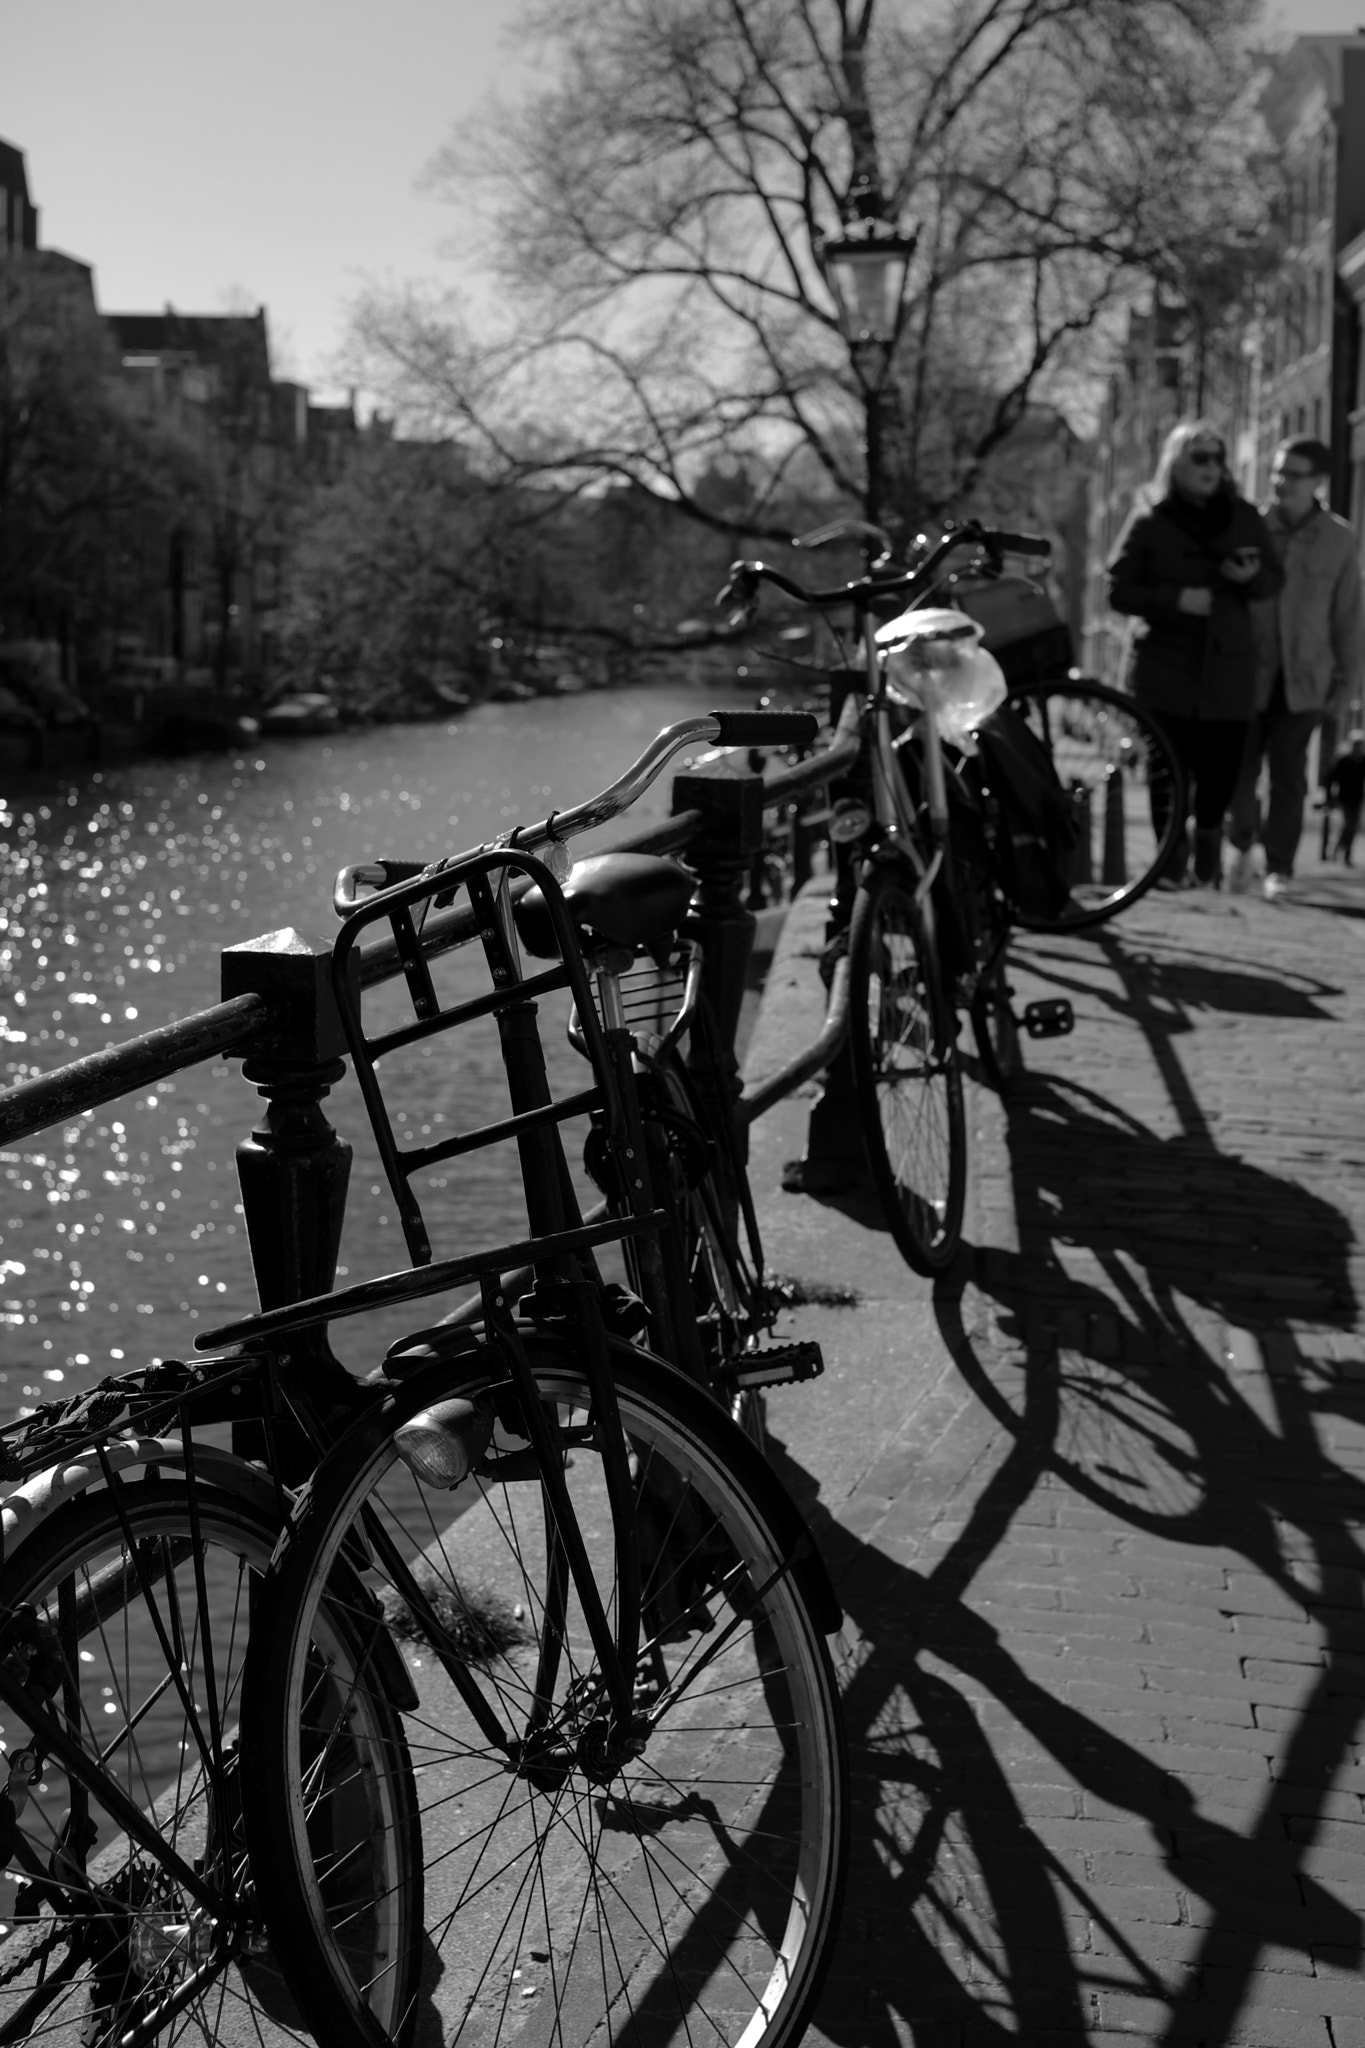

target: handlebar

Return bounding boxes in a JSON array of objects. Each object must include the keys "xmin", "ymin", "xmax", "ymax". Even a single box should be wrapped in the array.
[
  {"xmin": 332, "ymin": 708, "xmax": 820, "ymax": 915},
  {"xmin": 717, "ymin": 518, "xmax": 1051, "ymax": 622}
]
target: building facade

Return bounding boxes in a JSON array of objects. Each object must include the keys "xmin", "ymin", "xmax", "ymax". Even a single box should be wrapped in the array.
[
  {"xmin": 1084, "ymin": 32, "xmax": 1365, "ymax": 694},
  {"xmin": 1255, "ymin": 34, "xmax": 1365, "ymax": 511},
  {"xmin": 0, "ymin": 134, "xmax": 361, "ymax": 696}
]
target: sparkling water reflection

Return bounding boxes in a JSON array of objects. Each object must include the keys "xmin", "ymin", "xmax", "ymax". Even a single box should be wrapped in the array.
[{"xmin": 0, "ymin": 684, "xmax": 709, "ymax": 1413}]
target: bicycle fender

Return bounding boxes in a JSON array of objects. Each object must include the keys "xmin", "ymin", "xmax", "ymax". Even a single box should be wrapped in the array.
[
  {"xmin": 301, "ymin": 1330, "xmax": 843, "ymax": 1640},
  {"xmin": 0, "ymin": 1440, "xmax": 280, "ymax": 1563}
]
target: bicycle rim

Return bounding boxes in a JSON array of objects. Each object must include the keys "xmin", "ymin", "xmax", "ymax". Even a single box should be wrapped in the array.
[
  {"xmin": 1007, "ymin": 679, "xmax": 1185, "ymax": 930},
  {"xmin": 848, "ymin": 862, "xmax": 967, "ymax": 1274},
  {"xmin": 0, "ymin": 1477, "xmax": 410, "ymax": 2048},
  {"xmin": 243, "ymin": 1341, "xmax": 848, "ymax": 2048}
]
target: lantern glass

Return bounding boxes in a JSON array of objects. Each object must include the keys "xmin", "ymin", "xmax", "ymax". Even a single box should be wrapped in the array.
[{"xmin": 822, "ymin": 231, "xmax": 917, "ymax": 349}]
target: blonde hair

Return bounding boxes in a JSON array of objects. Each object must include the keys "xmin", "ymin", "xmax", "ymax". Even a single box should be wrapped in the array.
[{"xmin": 1141, "ymin": 417, "xmax": 1231, "ymax": 509}]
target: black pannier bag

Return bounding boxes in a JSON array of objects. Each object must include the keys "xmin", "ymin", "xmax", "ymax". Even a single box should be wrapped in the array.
[{"xmin": 972, "ymin": 704, "xmax": 1081, "ymax": 921}]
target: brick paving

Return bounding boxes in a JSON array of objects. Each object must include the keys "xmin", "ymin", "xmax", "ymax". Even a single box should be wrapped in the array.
[{"xmin": 744, "ymin": 857, "xmax": 1365, "ymax": 2047}]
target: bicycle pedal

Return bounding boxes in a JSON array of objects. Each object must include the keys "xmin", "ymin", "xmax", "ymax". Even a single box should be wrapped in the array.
[
  {"xmin": 1022, "ymin": 998, "xmax": 1075, "ymax": 1039},
  {"xmin": 717, "ymin": 1341, "xmax": 824, "ymax": 1391}
]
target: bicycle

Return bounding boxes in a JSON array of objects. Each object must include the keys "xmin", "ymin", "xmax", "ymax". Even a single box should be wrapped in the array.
[
  {"xmin": 0, "ymin": 1354, "xmax": 404, "ymax": 2047},
  {"xmin": 235, "ymin": 708, "xmax": 847, "ymax": 2047},
  {"xmin": 0, "ymin": 709, "xmax": 849, "ymax": 2048},
  {"xmin": 502, "ymin": 853, "xmax": 825, "ymax": 1454},
  {"xmin": 719, "ymin": 519, "xmax": 1081, "ymax": 1276}
]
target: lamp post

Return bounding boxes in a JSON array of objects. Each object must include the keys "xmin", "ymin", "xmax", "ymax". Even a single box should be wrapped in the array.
[{"xmin": 819, "ymin": 178, "xmax": 918, "ymax": 542}]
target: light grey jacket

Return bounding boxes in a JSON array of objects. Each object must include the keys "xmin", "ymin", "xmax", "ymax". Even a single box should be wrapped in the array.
[{"xmin": 1251, "ymin": 501, "xmax": 1364, "ymax": 715}]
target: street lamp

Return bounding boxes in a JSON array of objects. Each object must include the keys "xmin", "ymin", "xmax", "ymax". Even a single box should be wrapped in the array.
[
  {"xmin": 819, "ymin": 178, "xmax": 918, "ymax": 536},
  {"xmin": 820, "ymin": 185, "xmax": 919, "ymax": 365}
]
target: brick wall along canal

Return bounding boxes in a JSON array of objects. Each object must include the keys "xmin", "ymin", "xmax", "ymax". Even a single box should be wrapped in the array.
[{"xmin": 0, "ymin": 681, "xmax": 710, "ymax": 1416}]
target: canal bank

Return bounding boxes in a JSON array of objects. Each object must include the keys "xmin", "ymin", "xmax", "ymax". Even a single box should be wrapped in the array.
[{"xmin": 743, "ymin": 870, "xmax": 1365, "ymax": 2046}]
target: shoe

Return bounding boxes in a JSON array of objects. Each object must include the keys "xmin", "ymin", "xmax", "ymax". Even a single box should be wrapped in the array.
[
  {"xmin": 1262, "ymin": 872, "xmax": 1293, "ymax": 902},
  {"xmin": 1227, "ymin": 848, "xmax": 1255, "ymax": 894},
  {"xmin": 1193, "ymin": 828, "xmax": 1223, "ymax": 887}
]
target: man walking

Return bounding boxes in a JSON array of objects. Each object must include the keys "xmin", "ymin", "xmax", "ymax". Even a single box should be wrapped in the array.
[{"xmin": 1227, "ymin": 437, "xmax": 1364, "ymax": 900}]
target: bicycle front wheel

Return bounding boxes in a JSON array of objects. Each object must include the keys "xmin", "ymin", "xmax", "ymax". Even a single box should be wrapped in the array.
[
  {"xmin": 0, "ymin": 1476, "xmax": 415, "ymax": 2048},
  {"xmin": 242, "ymin": 1338, "xmax": 848, "ymax": 2048},
  {"xmin": 848, "ymin": 859, "xmax": 967, "ymax": 1274},
  {"xmin": 1006, "ymin": 677, "xmax": 1186, "ymax": 930}
]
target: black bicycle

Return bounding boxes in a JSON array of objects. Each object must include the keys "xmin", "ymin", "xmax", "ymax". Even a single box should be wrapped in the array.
[
  {"xmin": 721, "ymin": 520, "xmax": 1093, "ymax": 1274},
  {"xmin": 0, "ymin": 711, "xmax": 849, "ymax": 2048}
]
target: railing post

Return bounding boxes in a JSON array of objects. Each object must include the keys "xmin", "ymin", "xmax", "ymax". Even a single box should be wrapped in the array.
[
  {"xmin": 1068, "ymin": 781, "xmax": 1094, "ymax": 888},
  {"xmin": 1102, "ymin": 763, "xmax": 1127, "ymax": 884},
  {"xmin": 671, "ymin": 765, "xmax": 764, "ymax": 1192},
  {"xmin": 221, "ymin": 927, "xmax": 357, "ymax": 1473}
]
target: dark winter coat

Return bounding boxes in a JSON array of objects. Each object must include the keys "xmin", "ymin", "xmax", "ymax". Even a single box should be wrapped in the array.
[{"xmin": 1106, "ymin": 490, "xmax": 1284, "ymax": 721}]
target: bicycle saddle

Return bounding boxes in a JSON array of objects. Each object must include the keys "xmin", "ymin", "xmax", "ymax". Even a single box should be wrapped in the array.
[{"xmin": 516, "ymin": 853, "xmax": 694, "ymax": 958}]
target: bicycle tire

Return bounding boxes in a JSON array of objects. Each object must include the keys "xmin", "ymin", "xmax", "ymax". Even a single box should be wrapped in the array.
[
  {"xmin": 970, "ymin": 948, "xmax": 1022, "ymax": 1094},
  {"xmin": 848, "ymin": 859, "xmax": 967, "ymax": 1274},
  {"xmin": 0, "ymin": 1476, "xmax": 416, "ymax": 2048},
  {"xmin": 242, "ymin": 1336, "xmax": 848, "ymax": 2048},
  {"xmin": 1005, "ymin": 677, "xmax": 1186, "ymax": 931}
]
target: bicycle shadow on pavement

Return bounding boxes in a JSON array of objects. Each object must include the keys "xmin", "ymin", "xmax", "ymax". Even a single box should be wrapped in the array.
[
  {"xmin": 766, "ymin": 1390, "xmax": 1363, "ymax": 2048},
  {"xmin": 934, "ymin": 926, "xmax": 1365, "ymax": 2045},
  {"xmin": 1007, "ymin": 933, "xmax": 1342, "ymax": 1027},
  {"xmin": 763, "ymin": 909, "xmax": 1365, "ymax": 2045}
]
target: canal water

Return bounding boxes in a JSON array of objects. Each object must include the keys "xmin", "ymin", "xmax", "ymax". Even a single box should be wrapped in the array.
[{"xmin": 0, "ymin": 681, "xmax": 715, "ymax": 1419}]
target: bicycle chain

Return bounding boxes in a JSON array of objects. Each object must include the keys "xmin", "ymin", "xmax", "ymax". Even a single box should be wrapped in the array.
[{"xmin": 0, "ymin": 1908, "xmax": 71, "ymax": 1985}]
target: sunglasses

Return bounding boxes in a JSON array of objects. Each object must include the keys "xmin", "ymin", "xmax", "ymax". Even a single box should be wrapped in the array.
[
  {"xmin": 1272, "ymin": 467, "xmax": 1318, "ymax": 483},
  {"xmin": 1186, "ymin": 450, "xmax": 1225, "ymax": 469}
]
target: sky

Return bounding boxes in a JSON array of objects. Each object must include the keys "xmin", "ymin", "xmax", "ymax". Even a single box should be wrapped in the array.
[
  {"xmin": 3, "ymin": 0, "xmax": 1363, "ymax": 405},
  {"xmin": 2, "ymin": 0, "xmax": 531, "ymax": 399}
]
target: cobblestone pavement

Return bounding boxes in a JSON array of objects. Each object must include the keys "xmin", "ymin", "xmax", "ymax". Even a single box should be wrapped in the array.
[{"xmin": 744, "ymin": 855, "xmax": 1365, "ymax": 2048}]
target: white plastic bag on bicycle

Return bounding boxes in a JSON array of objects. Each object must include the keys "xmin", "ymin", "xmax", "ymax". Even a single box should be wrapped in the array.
[{"xmin": 876, "ymin": 606, "xmax": 1008, "ymax": 750}]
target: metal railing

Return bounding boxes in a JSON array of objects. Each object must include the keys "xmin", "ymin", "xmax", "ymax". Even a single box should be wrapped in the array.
[{"xmin": 0, "ymin": 707, "xmax": 858, "ymax": 1407}]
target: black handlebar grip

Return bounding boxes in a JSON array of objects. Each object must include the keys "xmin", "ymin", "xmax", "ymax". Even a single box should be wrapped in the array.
[
  {"xmin": 987, "ymin": 529, "xmax": 1051, "ymax": 559},
  {"xmin": 709, "ymin": 711, "xmax": 821, "ymax": 746}
]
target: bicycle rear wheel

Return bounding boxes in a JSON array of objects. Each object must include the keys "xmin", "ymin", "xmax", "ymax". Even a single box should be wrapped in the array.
[
  {"xmin": 1006, "ymin": 677, "xmax": 1185, "ymax": 930},
  {"xmin": 0, "ymin": 1476, "xmax": 415, "ymax": 2048},
  {"xmin": 848, "ymin": 859, "xmax": 967, "ymax": 1274},
  {"xmin": 650, "ymin": 1051, "xmax": 771, "ymax": 1446},
  {"xmin": 242, "ymin": 1336, "xmax": 848, "ymax": 2048}
]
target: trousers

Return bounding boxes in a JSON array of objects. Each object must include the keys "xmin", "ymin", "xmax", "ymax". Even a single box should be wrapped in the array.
[
  {"xmin": 1146, "ymin": 712, "xmax": 1249, "ymax": 878},
  {"xmin": 1227, "ymin": 709, "xmax": 1320, "ymax": 876}
]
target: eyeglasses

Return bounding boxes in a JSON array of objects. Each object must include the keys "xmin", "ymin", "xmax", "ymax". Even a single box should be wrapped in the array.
[
  {"xmin": 1186, "ymin": 450, "xmax": 1224, "ymax": 469},
  {"xmin": 1272, "ymin": 466, "xmax": 1318, "ymax": 484}
]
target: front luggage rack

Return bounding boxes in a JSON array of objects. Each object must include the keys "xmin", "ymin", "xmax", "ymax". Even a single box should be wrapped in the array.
[{"xmin": 329, "ymin": 849, "xmax": 656, "ymax": 1273}]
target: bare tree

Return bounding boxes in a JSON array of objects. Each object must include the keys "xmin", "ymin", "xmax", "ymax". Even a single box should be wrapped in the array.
[{"xmin": 353, "ymin": 0, "xmax": 1270, "ymax": 546}]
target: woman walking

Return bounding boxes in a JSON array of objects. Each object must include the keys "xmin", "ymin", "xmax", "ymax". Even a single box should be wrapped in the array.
[{"xmin": 1107, "ymin": 420, "xmax": 1283, "ymax": 886}]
